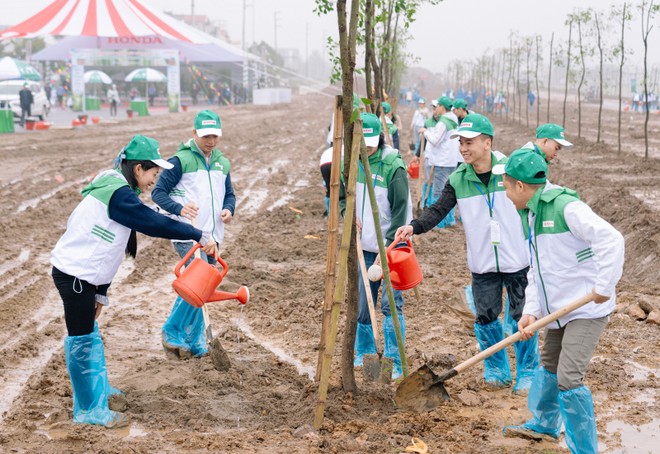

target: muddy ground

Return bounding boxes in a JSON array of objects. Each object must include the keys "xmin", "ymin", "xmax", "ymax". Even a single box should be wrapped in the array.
[{"xmin": 0, "ymin": 93, "xmax": 658, "ymax": 453}]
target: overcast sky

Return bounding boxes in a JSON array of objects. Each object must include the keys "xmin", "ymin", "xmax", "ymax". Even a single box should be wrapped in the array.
[{"xmin": 0, "ymin": 0, "xmax": 657, "ymax": 73}]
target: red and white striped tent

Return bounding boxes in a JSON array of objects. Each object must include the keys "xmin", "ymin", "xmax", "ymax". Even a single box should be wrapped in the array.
[{"xmin": 0, "ymin": 0, "xmax": 210, "ymax": 43}]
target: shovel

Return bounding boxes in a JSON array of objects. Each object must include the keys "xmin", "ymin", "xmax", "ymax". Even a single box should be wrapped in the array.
[
  {"xmin": 395, "ymin": 292, "xmax": 596, "ymax": 412},
  {"xmin": 191, "ymin": 219, "xmax": 231, "ymax": 371},
  {"xmin": 356, "ymin": 233, "xmax": 393, "ymax": 383}
]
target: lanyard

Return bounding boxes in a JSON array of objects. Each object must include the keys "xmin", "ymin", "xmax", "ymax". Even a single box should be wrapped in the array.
[
  {"xmin": 528, "ymin": 212, "xmax": 535, "ymax": 268},
  {"xmin": 473, "ymin": 179, "xmax": 495, "ymax": 215}
]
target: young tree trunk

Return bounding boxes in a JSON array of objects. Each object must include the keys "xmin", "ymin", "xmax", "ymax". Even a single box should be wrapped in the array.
[
  {"xmin": 576, "ymin": 19, "xmax": 586, "ymax": 139},
  {"xmin": 365, "ymin": 0, "xmax": 374, "ymax": 98},
  {"xmin": 595, "ymin": 11, "xmax": 604, "ymax": 143},
  {"xmin": 526, "ymin": 39, "xmax": 532, "ymax": 128},
  {"xmin": 507, "ymin": 38, "xmax": 513, "ymax": 122},
  {"xmin": 641, "ymin": 0, "xmax": 655, "ymax": 159},
  {"xmin": 617, "ymin": 3, "xmax": 627, "ymax": 154},
  {"xmin": 516, "ymin": 47, "xmax": 522, "ymax": 123},
  {"xmin": 563, "ymin": 20, "xmax": 573, "ymax": 128},
  {"xmin": 547, "ymin": 32, "xmax": 554, "ymax": 123},
  {"xmin": 338, "ymin": 0, "xmax": 360, "ymax": 395}
]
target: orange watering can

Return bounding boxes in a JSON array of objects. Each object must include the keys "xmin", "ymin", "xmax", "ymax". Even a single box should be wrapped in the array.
[
  {"xmin": 407, "ymin": 160, "xmax": 420, "ymax": 179},
  {"xmin": 172, "ymin": 243, "xmax": 249, "ymax": 308},
  {"xmin": 386, "ymin": 238, "xmax": 423, "ymax": 290}
]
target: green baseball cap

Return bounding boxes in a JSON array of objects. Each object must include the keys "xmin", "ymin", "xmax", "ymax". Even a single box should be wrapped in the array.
[
  {"xmin": 453, "ymin": 98, "xmax": 467, "ymax": 110},
  {"xmin": 418, "ymin": 97, "xmax": 426, "ymax": 104},
  {"xmin": 450, "ymin": 113, "xmax": 494, "ymax": 139},
  {"xmin": 382, "ymin": 101, "xmax": 391, "ymax": 113},
  {"xmin": 437, "ymin": 96, "xmax": 452, "ymax": 110},
  {"xmin": 360, "ymin": 112, "xmax": 381, "ymax": 147},
  {"xmin": 492, "ymin": 148, "xmax": 547, "ymax": 184},
  {"xmin": 194, "ymin": 110, "xmax": 222, "ymax": 137},
  {"xmin": 536, "ymin": 123, "xmax": 572, "ymax": 147},
  {"xmin": 122, "ymin": 135, "xmax": 173, "ymax": 169}
]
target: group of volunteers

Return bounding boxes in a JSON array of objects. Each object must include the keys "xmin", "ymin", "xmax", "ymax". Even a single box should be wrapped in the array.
[
  {"xmin": 335, "ymin": 93, "xmax": 623, "ymax": 453},
  {"xmin": 50, "ymin": 110, "xmax": 233, "ymax": 428}
]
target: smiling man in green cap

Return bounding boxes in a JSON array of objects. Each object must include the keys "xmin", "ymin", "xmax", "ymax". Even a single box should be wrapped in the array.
[
  {"xmin": 152, "ymin": 109, "xmax": 236, "ymax": 360},
  {"xmin": 397, "ymin": 113, "xmax": 539, "ymax": 394},
  {"xmin": 521, "ymin": 123, "xmax": 573, "ymax": 163},
  {"xmin": 495, "ymin": 149, "xmax": 624, "ymax": 454},
  {"xmin": 339, "ymin": 112, "xmax": 413, "ymax": 380}
]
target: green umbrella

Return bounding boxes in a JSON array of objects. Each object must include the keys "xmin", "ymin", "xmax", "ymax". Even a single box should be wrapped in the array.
[
  {"xmin": 0, "ymin": 56, "xmax": 42, "ymax": 82},
  {"xmin": 84, "ymin": 70, "xmax": 112, "ymax": 84}
]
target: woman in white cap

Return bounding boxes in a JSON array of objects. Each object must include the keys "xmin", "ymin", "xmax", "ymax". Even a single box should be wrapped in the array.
[
  {"xmin": 51, "ymin": 135, "xmax": 215, "ymax": 429},
  {"xmin": 107, "ymin": 83, "xmax": 120, "ymax": 117}
]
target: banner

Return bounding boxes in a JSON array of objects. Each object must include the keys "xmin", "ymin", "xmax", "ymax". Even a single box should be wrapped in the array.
[{"xmin": 70, "ymin": 53, "xmax": 85, "ymax": 112}]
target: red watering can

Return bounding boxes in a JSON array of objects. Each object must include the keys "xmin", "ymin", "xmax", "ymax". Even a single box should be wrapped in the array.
[
  {"xmin": 407, "ymin": 160, "xmax": 420, "ymax": 179},
  {"xmin": 172, "ymin": 243, "xmax": 249, "ymax": 308},
  {"xmin": 386, "ymin": 238, "xmax": 423, "ymax": 290}
]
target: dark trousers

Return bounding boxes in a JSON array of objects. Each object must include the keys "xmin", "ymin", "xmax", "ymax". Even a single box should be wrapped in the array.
[
  {"xmin": 110, "ymin": 100, "xmax": 117, "ymax": 117},
  {"xmin": 52, "ymin": 267, "xmax": 97, "ymax": 336},
  {"xmin": 20, "ymin": 106, "xmax": 31, "ymax": 127},
  {"xmin": 471, "ymin": 267, "xmax": 529, "ymax": 325}
]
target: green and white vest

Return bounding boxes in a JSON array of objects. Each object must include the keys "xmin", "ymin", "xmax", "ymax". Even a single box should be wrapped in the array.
[
  {"xmin": 169, "ymin": 139, "xmax": 230, "ymax": 244},
  {"xmin": 51, "ymin": 170, "xmax": 132, "ymax": 285},
  {"xmin": 355, "ymin": 146, "xmax": 413, "ymax": 253},
  {"xmin": 449, "ymin": 153, "xmax": 528, "ymax": 274},
  {"xmin": 523, "ymin": 183, "xmax": 616, "ymax": 327}
]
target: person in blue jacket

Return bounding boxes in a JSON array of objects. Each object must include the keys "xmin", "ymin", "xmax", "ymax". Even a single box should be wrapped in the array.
[
  {"xmin": 51, "ymin": 135, "xmax": 214, "ymax": 428},
  {"xmin": 152, "ymin": 110, "xmax": 235, "ymax": 359}
]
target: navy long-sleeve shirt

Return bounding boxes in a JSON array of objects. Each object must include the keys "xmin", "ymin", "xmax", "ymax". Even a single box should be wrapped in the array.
[
  {"xmin": 151, "ymin": 156, "xmax": 236, "ymax": 216},
  {"xmin": 108, "ymin": 186, "xmax": 202, "ymax": 242}
]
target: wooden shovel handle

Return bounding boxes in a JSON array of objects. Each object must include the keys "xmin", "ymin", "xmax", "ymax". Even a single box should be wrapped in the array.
[
  {"xmin": 356, "ymin": 233, "xmax": 379, "ymax": 344},
  {"xmin": 454, "ymin": 292, "xmax": 596, "ymax": 374}
]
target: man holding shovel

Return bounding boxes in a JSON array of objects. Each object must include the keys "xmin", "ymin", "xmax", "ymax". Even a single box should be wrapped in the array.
[
  {"xmin": 339, "ymin": 112, "xmax": 413, "ymax": 380},
  {"xmin": 496, "ymin": 149, "xmax": 624, "ymax": 453},
  {"xmin": 152, "ymin": 110, "xmax": 235, "ymax": 359},
  {"xmin": 396, "ymin": 114, "xmax": 539, "ymax": 394}
]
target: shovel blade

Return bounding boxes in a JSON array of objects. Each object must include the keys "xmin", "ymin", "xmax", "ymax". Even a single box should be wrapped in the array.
[
  {"xmin": 394, "ymin": 364, "xmax": 450, "ymax": 412},
  {"xmin": 209, "ymin": 336, "xmax": 231, "ymax": 371},
  {"xmin": 363, "ymin": 354, "xmax": 381, "ymax": 381}
]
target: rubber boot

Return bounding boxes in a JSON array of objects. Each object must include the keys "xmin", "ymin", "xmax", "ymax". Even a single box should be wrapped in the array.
[
  {"xmin": 559, "ymin": 386, "xmax": 598, "ymax": 454},
  {"xmin": 92, "ymin": 322, "xmax": 122, "ymax": 397},
  {"xmin": 503, "ymin": 367, "xmax": 562, "ymax": 440},
  {"xmin": 353, "ymin": 322, "xmax": 377, "ymax": 367},
  {"xmin": 64, "ymin": 331, "xmax": 129, "ymax": 428},
  {"xmin": 474, "ymin": 319, "xmax": 512, "ymax": 388},
  {"xmin": 162, "ymin": 296, "xmax": 207, "ymax": 359},
  {"xmin": 511, "ymin": 329, "xmax": 540, "ymax": 395},
  {"xmin": 383, "ymin": 314, "xmax": 406, "ymax": 380}
]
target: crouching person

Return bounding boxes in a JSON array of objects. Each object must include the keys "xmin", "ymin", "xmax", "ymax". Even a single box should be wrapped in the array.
[
  {"xmin": 51, "ymin": 135, "xmax": 215, "ymax": 428},
  {"xmin": 496, "ymin": 149, "xmax": 624, "ymax": 453}
]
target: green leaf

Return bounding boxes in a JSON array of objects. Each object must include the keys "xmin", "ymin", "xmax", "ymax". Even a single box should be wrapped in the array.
[
  {"xmin": 361, "ymin": 97, "xmax": 372, "ymax": 105},
  {"xmin": 350, "ymin": 109, "xmax": 359, "ymax": 124}
]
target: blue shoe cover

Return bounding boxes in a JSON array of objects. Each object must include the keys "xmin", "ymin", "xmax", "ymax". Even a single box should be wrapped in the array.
[
  {"xmin": 92, "ymin": 322, "xmax": 122, "ymax": 397},
  {"xmin": 162, "ymin": 296, "xmax": 207, "ymax": 357},
  {"xmin": 464, "ymin": 285, "xmax": 477, "ymax": 316},
  {"xmin": 504, "ymin": 367, "xmax": 562, "ymax": 438},
  {"xmin": 422, "ymin": 182, "xmax": 433, "ymax": 208},
  {"xmin": 503, "ymin": 293, "xmax": 514, "ymax": 336},
  {"xmin": 64, "ymin": 331, "xmax": 128, "ymax": 427},
  {"xmin": 511, "ymin": 325, "xmax": 540, "ymax": 395},
  {"xmin": 324, "ymin": 196, "xmax": 330, "ymax": 216},
  {"xmin": 474, "ymin": 320, "xmax": 512, "ymax": 387},
  {"xmin": 383, "ymin": 314, "xmax": 406, "ymax": 379},
  {"xmin": 559, "ymin": 386, "xmax": 598, "ymax": 454},
  {"xmin": 354, "ymin": 322, "xmax": 377, "ymax": 367}
]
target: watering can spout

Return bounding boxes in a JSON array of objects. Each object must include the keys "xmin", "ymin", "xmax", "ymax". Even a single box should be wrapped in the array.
[{"xmin": 208, "ymin": 286, "xmax": 250, "ymax": 305}]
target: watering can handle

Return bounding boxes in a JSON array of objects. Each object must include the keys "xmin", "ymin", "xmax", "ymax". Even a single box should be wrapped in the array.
[
  {"xmin": 386, "ymin": 236, "xmax": 413, "ymax": 261},
  {"xmin": 173, "ymin": 242, "xmax": 229, "ymax": 279}
]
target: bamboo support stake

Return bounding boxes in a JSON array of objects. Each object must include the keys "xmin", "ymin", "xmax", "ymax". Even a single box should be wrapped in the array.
[
  {"xmin": 359, "ymin": 140, "xmax": 409, "ymax": 378},
  {"xmin": 316, "ymin": 95, "xmax": 344, "ymax": 381},
  {"xmin": 313, "ymin": 119, "xmax": 362, "ymax": 430}
]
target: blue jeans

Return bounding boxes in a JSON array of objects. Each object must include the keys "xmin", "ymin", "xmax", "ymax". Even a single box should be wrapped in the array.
[
  {"xmin": 431, "ymin": 166, "xmax": 455, "ymax": 201},
  {"xmin": 357, "ymin": 250, "xmax": 404, "ymax": 325}
]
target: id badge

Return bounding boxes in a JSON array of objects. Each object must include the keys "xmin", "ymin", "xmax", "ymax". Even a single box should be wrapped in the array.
[{"xmin": 490, "ymin": 220, "xmax": 501, "ymax": 245}]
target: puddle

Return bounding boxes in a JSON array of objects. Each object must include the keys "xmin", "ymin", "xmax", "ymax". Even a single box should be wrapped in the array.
[
  {"xmin": 0, "ymin": 248, "xmax": 30, "ymax": 278},
  {"xmin": 623, "ymin": 359, "xmax": 656, "ymax": 381},
  {"xmin": 630, "ymin": 188, "xmax": 660, "ymax": 211},
  {"xmin": 606, "ymin": 419, "xmax": 660, "ymax": 453},
  {"xmin": 232, "ymin": 317, "xmax": 315, "ymax": 381}
]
